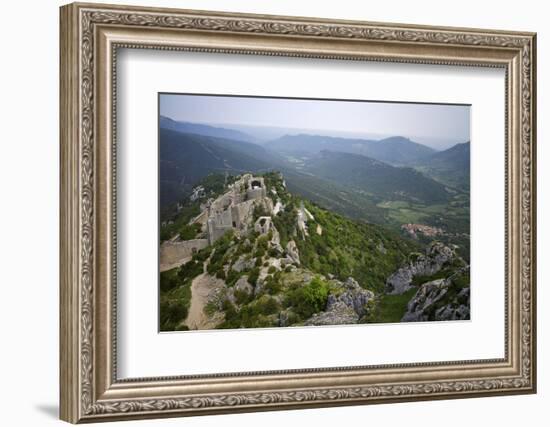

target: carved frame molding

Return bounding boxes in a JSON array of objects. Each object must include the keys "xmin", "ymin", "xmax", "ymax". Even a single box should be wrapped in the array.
[{"xmin": 60, "ymin": 2, "xmax": 536, "ymax": 423}]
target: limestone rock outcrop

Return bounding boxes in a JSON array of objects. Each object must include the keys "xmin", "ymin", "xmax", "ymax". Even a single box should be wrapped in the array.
[
  {"xmin": 285, "ymin": 240, "xmax": 300, "ymax": 265},
  {"xmin": 385, "ymin": 242, "xmax": 455, "ymax": 295},
  {"xmin": 401, "ymin": 269, "xmax": 470, "ymax": 322},
  {"xmin": 305, "ymin": 277, "xmax": 375, "ymax": 326}
]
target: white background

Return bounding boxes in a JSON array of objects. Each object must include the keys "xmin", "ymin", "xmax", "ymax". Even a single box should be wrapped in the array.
[
  {"xmin": 0, "ymin": 0, "xmax": 546, "ymax": 426},
  {"xmin": 118, "ymin": 50, "xmax": 504, "ymax": 377}
]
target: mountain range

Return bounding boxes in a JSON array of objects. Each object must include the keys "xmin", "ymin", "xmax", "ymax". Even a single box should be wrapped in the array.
[
  {"xmin": 159, "ymin": 128, "xmax": 275, "ymax": 208},
  {"xmin": 160, "ymin": 116, "xmax": 257, "ymax": 143},
  {"xmin": 159, "ymin": 117, "xmax": 469, "ymax": 228},
  {"xmin": 302, "ymin": 150, "xmax": 451, "ymax": 203},
  {"xmin": 413, "ymin": 141, "xmax": 470, "ymax": 190},
  {"xmin": 267, "ymin": 134, "xmax": 436, "ymax": 165}
]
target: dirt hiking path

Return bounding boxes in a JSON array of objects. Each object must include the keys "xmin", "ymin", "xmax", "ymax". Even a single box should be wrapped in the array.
[{"xmin": 184, "ymin": 273, "xmax": 223, "ymax": 330}]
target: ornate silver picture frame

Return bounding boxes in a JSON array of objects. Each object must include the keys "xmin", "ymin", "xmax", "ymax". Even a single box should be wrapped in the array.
[{"xmin": 60, "ymin": 2, "xmax": 536, "ymax": 423}]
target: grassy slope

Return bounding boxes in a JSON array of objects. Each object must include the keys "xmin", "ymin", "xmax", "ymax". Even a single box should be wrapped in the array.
[
  {"xmin": 371, "ymin": 287, "xmax": 418, "ymax": 323},
  {"xmin": 303, "ymin": 150, "xmax": 451, "ymax": 204},
  {"xmin": 295, "ymin": 199, "xmax": 419, "ymax": 293}
]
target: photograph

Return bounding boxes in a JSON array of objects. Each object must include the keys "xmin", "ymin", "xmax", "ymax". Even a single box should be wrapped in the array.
[{"xmin": 158, "ymin": 94, "xmax": 471, "ymax": 331}]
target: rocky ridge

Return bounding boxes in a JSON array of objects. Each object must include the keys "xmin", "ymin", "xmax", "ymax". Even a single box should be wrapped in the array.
[
  {"xmin": 160, "ymin": 172, "xmax": 470, "ymax": 331},
  {"xmin": 385, "ymin": 242, "xmax": 456, "ymax": 295},
  {"xmin": 401, "ymin": 267, "xmax": 470, "ymax": 322}
]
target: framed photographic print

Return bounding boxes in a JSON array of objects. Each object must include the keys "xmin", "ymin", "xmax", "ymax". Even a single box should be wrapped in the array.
[{"xmin": 60, "ymin": 2, "xmax": 537, "ymax": 423}]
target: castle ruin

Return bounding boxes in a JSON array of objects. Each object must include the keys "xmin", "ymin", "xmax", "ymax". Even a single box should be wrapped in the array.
[{"xmin": 206, "ymin": 174, "xmax": 270, "ymax": 244}]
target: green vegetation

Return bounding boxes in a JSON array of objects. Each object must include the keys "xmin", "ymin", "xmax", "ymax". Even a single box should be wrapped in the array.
[
  {"xmin": 282, "ymin": 169, "xmax": 388, "ymax": 225},
  {"xmin": 160, "ymin": 173, "xmax": 231, "ymax": 242},
  {"xmin": 160, "ymin": 202, "xmax": 201, "ymax": 242},
  {"xmin": 159, "ymin": 246, "xmax": 212, "ymax": 331},
  {"xmin": 368, "ymin": 265, "xmax": 470, "ymax": 324},
  {"xmin": 411, "ymin": 258, "xmax": 465, "ymax": 287},
  {"xmin": 219, "ymin": 295, "xmax": 281, "ymax": 329},
  {"xmin": 159, "ymin": 170, "xmax": 469, "ymax": 332},
  {"xmin": 295, "ymin": 200, "xmax": 418, "ymax": 292},
  {"xmin": 413, "ymin": 142, "xmax": 470, "ymax": 191},
  {"xmin": 159, "ymin": 128, "xmax": 276, "ymax": 211},
  {"xmin": 263, "ymin": 171, "xmax": 291, "ymax": 204},
  {"xmin": 376, "ymin": 192, "xmax": 470, "ymax": 261},
  {"xmin": 178, "ymin": 223, "xmax": 202, "ymax": 240},
  {"xmin": 159, "ymin": 268, "xmax": 193, "ymax": 331},
  {"xmin": 413, "ymin": 269, "xmax": 470, "ymax": 321},
  {"xmin": 284, "ymin": 276, "xmax": 330, "ymax": 320},
  {"xmin": 263, "ymin": 273, "xmax": 283, "ymax": 295},
  {"xmin": 248, "ymin": 267, "xmax": 260, "ymax": 287},
  {"xmin": 206, "ymin": 231, "xmax": 234, "ymax": 276},
  {"xmin": 369, "ymin": 287, "xmax": 418, "ymax": 323},
  {"xmin": 302, "ymin": 150, "xmax": 451, "ymax": 204},
  {"xmin": 272, "ymin": 201, "xmax": 298, "ymax": 248},
  {"xmin": 225, "ymin": 269, "xmax": 242, "ymax": 287}
]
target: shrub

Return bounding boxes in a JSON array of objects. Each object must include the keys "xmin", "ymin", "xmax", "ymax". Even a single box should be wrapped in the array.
[
  {"xmin": 408, "ymin": 252, "xmax": 423, "ymax": 263},
  {"xmin": 263, "ymin": 275, "xmax": 282, "ymax": 295},
  {"xmin": 219, "ymin": 299, "xmax": 241, "ymax": 329},
  {"xmin": 256, "ymin": 235, "xmax": 269, "ymax": 251},
  {"xmin": 248, "ymin": 267, "xmax": 260, "ymax": 286},
  {"xmin": 207, "ymin": 234, "xmax": 233, "ymax": 275},
  {"xmin": 193, "ymin": 246, "xmax": 212, "ymax": 263},
  {"xmin": 452, "ymin": 271, "xmax": 470, "ymax": 288},
  {"xmin": 178, "ymin": 259, "xmax": 203, "ymax": 283},
  {"xmin": 268, "ymin": 248, "xmax": 279, "ymax": 257},
  {"xmin": 159, "ymin": 265, "xmax": 197, "ymax": 331},
  {"xmin": 256, "ymin": 296, "xmax": 280, "ymax": 315},
  {"xmin": 267, "ymin": 266, "xmax": 277, "ymax": 274},
  {"xmin": 226, "ymin": 269, "xmax": 241, "ymax": 287},
  {"xmin": 285, "ymin": 276, "xmax": 330, "ymax": 319},
  {"xmin": 160, "ymin": 269, "xmax": 179, "ymax": 293},
  {"xmin": 254, "ymin": 247, "xmax": 266, "ymax": 259},
  {"xmin": 179, "ymin": 223, "xmax": 201, "ymax": 240},
  {"xmin": 234, "ymin": 289, "xmax": 252, "ymax": 305},
  {"xmin": 159, "ymin": 300, "xmax": 188, "ymax": 331}
]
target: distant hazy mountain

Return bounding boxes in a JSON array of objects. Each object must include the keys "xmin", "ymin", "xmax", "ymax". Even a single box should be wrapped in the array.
[
  {"xmin": 207, "ymin": 123, "xmax": 390, "ymax": 143},
  {"xmin": 160, "ymin": 116, "xmax": 257, "ymax": 143},
  {"xmin": 159, "ymin": 128, "xmax": 391, "ymax": 223},
  {"xmin": 158, "ymin": 125, "xmax": 465, "ymax": 228},
  {"xmin": 425, "ymin": 141, "xmax": 470, "ymax": 170},
  {"xmin": 413, "ymin": 142, "xmax": 470, "ymax": 190},
  {"xmin": 159, "ymin": 128, "xmax": 276, "ymax": 207},
  {"xmin": 301, "ymin": 150, "xmax": 451, "ymax": 204},
  {"xmin": 267, "ymin": 134, "xmax": 436, "ymax": 165}
]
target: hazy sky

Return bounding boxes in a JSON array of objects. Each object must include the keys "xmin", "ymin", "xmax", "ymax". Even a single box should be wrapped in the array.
[{"xmin": 160, "ymin": 93, "xmax": 470, "ymax": 149}]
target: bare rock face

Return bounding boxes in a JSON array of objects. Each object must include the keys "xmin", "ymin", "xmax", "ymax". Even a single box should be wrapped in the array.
[
  {"xmin": 226, "ymin": 275, "xmax": 253, "ymax": 305},
  {"xmin": 434, "ymin": 288, "xmax": 470, "ymax": 321},
  {"xmin": 401, "ymin": 278, "xmax": 448, "ymax": 321},
  {"xmin": 285, "ymin": 240, "xmax": 300, "ymax": 265},
  {"xmin": 385, "ymin": 242, "xmax": 455, "ymax": 295},
  {"xmin": 305, "ymin": 277, "xmax": 375, "ymax": 326},
  {"xmin": 327, "ymin": 277, "xmax": 375, "ymax": 318},
  {"xmin": 234, "ymin": 276, "xmax": 253, "ymax": 295},
  {"xmin": 231, "ymin": 255, "xmax": 256, "ymax": 273},
  {"xmin": 304, "ymin": 301, "xmax": 359, "ymax": 326},
  {"xmin": 401, "ymin": 274, "xmax": 470, "ymax": 322}
]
